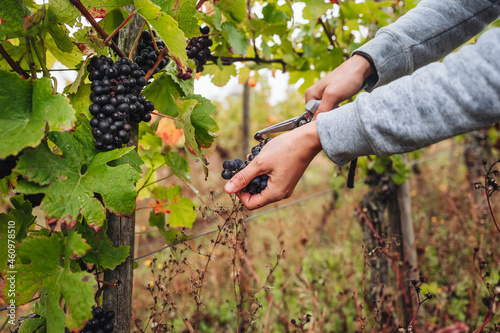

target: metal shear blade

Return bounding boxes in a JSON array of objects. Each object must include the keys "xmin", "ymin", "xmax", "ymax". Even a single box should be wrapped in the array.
[{"xmin": 253, "ymin": 99, "xmax": 322, "ymax": 141}]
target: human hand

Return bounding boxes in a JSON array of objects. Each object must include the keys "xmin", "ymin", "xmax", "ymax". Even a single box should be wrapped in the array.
[
  {"xmin": 305, "ymin": 54, "xmax": 374, "ymax": 118},
  {"xmin": 224, "ymin": 122, "xmax": 322, "ymax": 210}
]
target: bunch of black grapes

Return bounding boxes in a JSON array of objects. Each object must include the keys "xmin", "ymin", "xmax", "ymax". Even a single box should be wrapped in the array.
[
  {"xmin": 221, "ymin": 138, "xmax": 271, "ymax": 195},
  {"xmin": 133, "ymin": 30, "xmax": 169, "ymax": 74},
  {"xmin": 87, "ymin": 56, "xmax": 155, "ymax": 151},
  {"xmin": 71, "ymin": 306, "xmax": 115, "ymax": 333},
  {"xmin": 0, "ymin": 155, "xmax": 18, "ymax": 179},
  {"xmin": 186, "ymin": 26, "xmax": 212, "ymax": 73}
]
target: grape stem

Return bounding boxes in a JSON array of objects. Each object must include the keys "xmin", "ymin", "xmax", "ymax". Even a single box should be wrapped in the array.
[
  {"xmin": 0, "ymin": 44, "xmax": 29, "ymax": 79},
  {"xmin": 150, "ymin": 111, "xmax": 176, "ymax": 120},
  {"xmin": 104, "ymin": 10, "xmax": 137, "ymax": 45},
  {"xmin": 95, "ymin": 278, "xmax": 119, "ymax": 289},
  {"xmin": 195, "ymin": 0, "xmax": 206, "ymax": 10},
  {"xmin": 70, "ymin": 0, "xmax": 127, "ymax": 58},
  {"xmin": 144, "ymin": 20, "xmax": 161, "ymax": 55},
  {"xmin": 128, "ymin": 21, "xmax": 146, "ymax": 60},
  {"xmin": 144, "ymin": 47, "xmax": 170, "ymax": 81}
]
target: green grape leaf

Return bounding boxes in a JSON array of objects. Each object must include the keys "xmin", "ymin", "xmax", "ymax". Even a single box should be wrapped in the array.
[
  {"xmin": 75, "ymin": 222, "xmax": 130, "ymax": 270},
  {"xmin": 165, "ymin": 67, "xmax": 194, "ymax": 96},
  {"xmin": 99, "ymin": 8, "xmax": 130, "ymax": 35},
  {"xmin": 149, "ymin": 210, "xmax": 189, "ymax": 245},
  {"xmin": 0, "ymin": 195, "xmax": 37, "ymax": 272},
  {"xmin": 149, "ymin": 185, "xmax": 197, "ymax": 228},
  {"xmin": 67, "ymin": 82, "xmax": 92, "ymax": 120},
  {"xmin": 0, "ymin": 70, "xmax": 76, "ymax": 159},
  {"xmin": 66, "ymin": 58, "xmax": 91, "ymax": 95},
  {"xmin": 0, "ymin": 41, "xmax": 23, "ymax": 71},
  {"xmin": 168, "ymin": 196, "xmax": 197, "ymax": 228},
  {"xmin": 153, "ymin": 0, "xmax": 199, "ymax": 38},
  {"xmin": 65, "ymin": 229, "xmax": 91, "ymax": 263},
  {"xmin": 202, "ymin": 62, "xmax": 237, "ymax": 87},
  {"xmin": 302, "ymin": 0, "xmax": 331, "ymax": 19},
  {"xmin": 141, "ymin": 72, "xmax": 182, "ymax": 117},
  {"xmin": 19, "ymin": 315, "xmax": 46, "ymax": 333},
  {"xmin": 165, "ymin": 151, "xmax": 191, "ymax": 182},
  {"xmin": 221, "ymin": 22, "xmax": 247, "ymax": 56},
  {"xmin": 9, "ymin": 232, "xmax": 95, "ymax": 331},
  {"xmin": 262, "ymin": 4, "xmax": 290, "ymax": 23},
  {"xmin": 81, "ymin": 0, "xmax": 134, "ymax": 9},
  {"xmin": 215, "ymin": 0, "xmax": 246, "ymax": 23},
  {"xmin": 16, "ymin": 230, "xmax": 96, "ymax": 333},
  {"xmin": 15, "ymin": 124, "xmax": 141, "ymax": 230},
  {"xmin": 46, "ymin": 34, "xmax": 84, "ymax": 69},
  {"xmin": 0, "ymin": 0, "xmax": 27, "ymax": 40},
  {"xmin": 49, "ymin": 0, "xmax": 80, "ymax": 24},
  {"xmin": 176, "ymin": 99, "xmax": 200, "ymax": 156},
  {"xmin": 44, "ymin": 8, "xmax": 74, "ymax": 53},
  {"xmin": 134, "ymin": 0, "xmax": 187, "ymax": 63},
  {"xmin": 188, "ymin": 94, "xmax": 218, "ymax": 148}
]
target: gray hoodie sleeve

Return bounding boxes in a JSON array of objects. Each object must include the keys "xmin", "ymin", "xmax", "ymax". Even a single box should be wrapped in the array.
[
  {"xmin": 355, "ymin": 0, "xmax": 500, "ymax": 90},
  {"xmin": 316, "ymin": 27, "xmax": 500, "ymax": 166}
]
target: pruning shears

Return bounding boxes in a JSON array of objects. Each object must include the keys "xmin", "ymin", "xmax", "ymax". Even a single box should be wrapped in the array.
[
  {"xmin": 253, "ymin": 83, "xmax": 368, "ymax": 189},
  {"xmin": 253, "ymin": 99, "xmax": 322, "ymax": 142}
]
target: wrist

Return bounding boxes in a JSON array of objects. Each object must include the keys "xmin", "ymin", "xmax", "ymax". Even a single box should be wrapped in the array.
[
  {"xmin": 351, "ymin": 53, "xmax": 376, "ymax": 81},
  {"xmin": 299, "ymin": 121, "xmax": 323, "ymax": 157}
]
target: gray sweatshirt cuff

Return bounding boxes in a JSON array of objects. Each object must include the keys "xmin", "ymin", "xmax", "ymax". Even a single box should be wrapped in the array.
[
  {"xmin": 354, "ymin": 32, "xmax": 407, "ymax": 91},
  {"xmin": 316, "ymin": 103, "xmax": 375, "ymax": 166}
]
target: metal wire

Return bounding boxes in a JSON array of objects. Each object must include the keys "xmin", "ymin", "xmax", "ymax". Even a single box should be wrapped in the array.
[
  {"xmin": 133, "ymin": 188, "xmax": 334, "ymax": 261},
  {"xmin": 0, "ymin": 188, "xmax": 335, "ymax": 312}
]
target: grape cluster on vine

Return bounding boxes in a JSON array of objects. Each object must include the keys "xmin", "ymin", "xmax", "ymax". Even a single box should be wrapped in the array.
[
  {"xmin": 0, "ymin": 154, "xmax": 18, "ymax": 179},
  {"xmin": 221, "ymin": 138, "xmax": 272, "ymax": 195},
  {"xmin": 186, "ymin": 26, "xmax": 212, "ymax": 73},
  {"xmin": 133, "ymin": 30, "xmax": 169, "ymax": 75},
  {"xmin": 87, "ymin": 55, "xmax": 155, "ymax": 151},
  {"xmin": 74, "ymin": 306, "xmax": 115, "ymax": 333}
]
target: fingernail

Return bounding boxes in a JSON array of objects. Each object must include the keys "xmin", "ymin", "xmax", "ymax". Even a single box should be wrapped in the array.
[{"xmin": 225, "ymin": 181, "xmax": 236, "ymax": 193}]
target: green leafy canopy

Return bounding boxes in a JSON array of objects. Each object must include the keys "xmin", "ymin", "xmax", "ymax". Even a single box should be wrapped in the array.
[
  {"xmin": 0, "ymin": 70, "xmax": 76, "ymax": 159},
  {"xmin": 8, "ymin": 231, "xmax": 95, "ymax": 332},
  {"xmin": 15, "ymin": 121, "xmax": 142, "ymax": 230}
]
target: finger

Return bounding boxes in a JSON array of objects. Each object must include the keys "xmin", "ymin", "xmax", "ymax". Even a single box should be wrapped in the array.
[
  {"xmin": 224, "ymin": 162, "xmax": 260, "ymax": 194},
  {"xmin": 237, "ymin": 188, "xmax": 282, "ymax": 211},
  {"xmin": 317, "ymin": 86, "xmax": 341, "ymax": 113},
  {"xmin": 305, "ymin": 83, "xmax": 326, "ymax": 104}
]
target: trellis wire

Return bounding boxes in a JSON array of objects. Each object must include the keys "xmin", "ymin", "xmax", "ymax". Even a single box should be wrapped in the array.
[
  {"xmin": 134, "ymin": 188, "xmax": 335, "ymax": 261},
  {"xmin": 0, "ymin": 188, "xmax": 334, "ymax": 312}
]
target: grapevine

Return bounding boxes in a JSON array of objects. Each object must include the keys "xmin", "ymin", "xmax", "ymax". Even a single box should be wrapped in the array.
[
  {"xmin": 221, "ymin": 138, "xmax": 272, "ymax": 194},
  {"xmin": 87, "ymin": 56, "xmax": 155, "ymax": 151}
]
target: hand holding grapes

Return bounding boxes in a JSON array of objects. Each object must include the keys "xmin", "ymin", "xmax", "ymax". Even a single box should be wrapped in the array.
[
  {"xmin": 305, "ymin": 54, "xmax": 374, "ymax": 118},
  {"xmin": 224, "ymin": 122, "xmax": 322, "ymax": 210}
]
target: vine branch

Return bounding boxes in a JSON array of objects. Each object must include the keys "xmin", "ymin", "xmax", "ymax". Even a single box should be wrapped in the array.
[
  {"xmin": 195, "ymin": 0, "xmax": 206, "ymax": 10},
  {"xmin": 210, "ymin": 55, "xmax": 286, "ymax": 66},
  {"xmin": 144, "ymin": 46, "xmax": 169, "ymax": 80},
  {"xmin": 0, "ymin": 43, "xmax": 30, "ymax": 79},
  {"xmin": 70, "ymin": 0, "xmax": 127, "ymax": 58},
  {"xmin": 104, "ymin": 10, "xmax": 137, "ymax": 45}
]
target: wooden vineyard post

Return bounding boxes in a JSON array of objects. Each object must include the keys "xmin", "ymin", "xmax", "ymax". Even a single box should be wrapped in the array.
[
  {"xmin": 102, "ymin": 7, "xmax": 143, "ymax": 332},
  {"xmin": 388, "ymin": 177, "xmax": 419, "ymax": 327}
]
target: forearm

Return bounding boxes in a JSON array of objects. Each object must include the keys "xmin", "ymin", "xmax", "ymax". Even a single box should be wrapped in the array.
[
  {"xmin": 356, "ymin": 0, "xmax": 500, "ymax": 90},
  {"xmin": 318, "ymin": 28, "xmax": 500, "ymax": 166}
]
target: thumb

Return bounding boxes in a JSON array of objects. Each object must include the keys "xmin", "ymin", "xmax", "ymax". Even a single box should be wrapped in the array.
[{"xmin": 224, "ymin": 162, "xmax": 260, "ymax": 194}]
